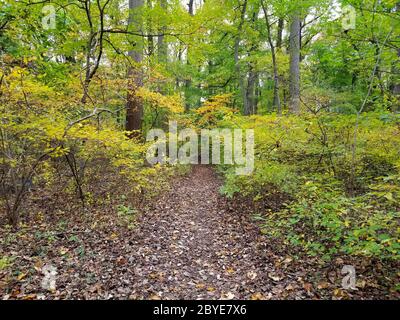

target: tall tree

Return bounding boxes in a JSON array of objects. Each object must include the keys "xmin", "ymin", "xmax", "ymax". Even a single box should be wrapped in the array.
[
  {"xmin": 184, "ymin": 0, "xmax": 195, "ymax": 111},
  {"xmin": 157, "ymin": 0, "xmax": 167, "ymax": 63},
  {"xmin": 276, "ymin": 18, "xmax": 284, "ymax": 50},
  {"xmin": 245, "ymin": 5, "xmax": 260, "ymax": 115},
  {"xmin": 126, "ymin": 0, "xmax": 144, "ymax": 134},
  {"xmin": 147, "ymin": 0, "xmax": 155, "ymax": 56},
  {"xmin": 234, "ymin": 0, "xmax": 249, "ymax": 115},
  {"xmin": 288, "ymin": 8, "xmax": 301, "ymax": 114},
  {"xmin": 392, "ymin": 2, "xmax": 400, "ymax": 104},
  {"xmin": 261, "ymin": 0, "xmax": 281, "ymax": 114},
  {"xmin": 81, "ymin": 0, "xmax": 111, "ymax": 104}
]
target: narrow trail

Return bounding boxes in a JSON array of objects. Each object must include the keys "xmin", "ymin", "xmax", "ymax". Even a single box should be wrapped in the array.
[
  {"xmin": 1, "ymin": 165, "xmax": 307, "ymax": 299},
  {"xmin": 2, "ymin": 165, "xmax": 396, "ymax": 299},
  {"xmin": 128, "ymin": 165, "xmax": 283, "ymax": 299}
]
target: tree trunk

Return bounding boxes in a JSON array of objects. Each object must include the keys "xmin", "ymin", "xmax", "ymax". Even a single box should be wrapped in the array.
[
  {"xmin": 392, "ymin": 2, "xmax": 400, "ymax": 108},
  {"xmin": 246, "ymin": 67, "xmax": 256, "ymax": 115},
  {"xmin": 184, "ymin": 0, "xmax": 194, "ymax": 112},
  {"xmin": 261, "ymin": 0, "xmax": 281, "ymax": 114},
  {"xmin": 157, "ymin": 0, "xmax": 167, "ymax": 63},
  {"xmin": 234, "ymin": 0, "xmax": 248, "ymax": 115},
  {"xmin": 289, "ymin": 11, "xmax": 301, "ymax": 115},
  {"xmin": 147, "ymin": 0, "xmax": 154, "ymax": 56},
  {"xmin": 126, "ymin": 0, "xmax": 144, "ymax": 134},
  {"xmin": 393, "ymin": 48, "xmax": 400, "ymax": 96},
  {"xmin": 253, "ymin": 72, "xmax": 259, "ymax": 114},
  {"xmin": 276, "ymin": 18, "xmax": 284, "ymax": 50}
]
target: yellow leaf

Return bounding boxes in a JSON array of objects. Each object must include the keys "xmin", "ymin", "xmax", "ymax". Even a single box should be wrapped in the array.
[
  {"xmin": 250, "ymin": 292, "xmax": 264, "ymax": 300},
  {"xmin": 226, "ymin": 267, "xmax": 235, "ymax": 274},
  {"xmin": 317, "ymin": 281, "xmax": 330, "ymax": 289},
  {"xmin": 59, "ymin": 247, "xmax": 69, "ymax": 255},
  {"xmin": 196, "ymin": 283, "xmax": 205, "ymax": 289},
  {"xmin": 17, "ymin": 273, "xmax": 27, "ymax": 281}
]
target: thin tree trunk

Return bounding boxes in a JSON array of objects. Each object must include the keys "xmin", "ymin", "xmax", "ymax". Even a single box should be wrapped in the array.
[
  {"xmin": 246, "ymin": 67, "xmax": 256, "ymax": 115},
  {"xmin": 261, "ymin": 1, "xmax": 281, "ymax": 114},
  {"xmin": 289, "ymin": 11, "xmax": 301, "ymax": 115},
  {"xmin": 157, "ymin": 0, "xmax": 167, "ymax": 95},
  {"xmin": 234, "ymin": 0, "xmax": 248, "ymax": 115},
  {"xmin": 147, "ymin": 0, "xmax": 154, "ymax": 56},
  {"xmin": 392, "ymin": 3, "xmax": 400, "ymax": 108},
  {"xmin": 157, "ymin": 0, "xmax": 167, "ymax": 63},
  {"xmin": 126, "ymin": 0, "xmax": 144, "ymax": 135},
  {"xmin": 81, "ymin": 0, "xmax": 107, "ymax": 104},
  {"xmin": 184, "ymin": 0, "xmax": 194, "ymax": 112},
  {"xmin": 393, "ymin": 48, "xmax": 400, "ymax": 96},
  {"xmin": 254, "ymin": 72, "xmax": 259, "ymax": 114},
  {"xmin": 276, "ymin": 18, "xmax": 284, "ymax": 50}
]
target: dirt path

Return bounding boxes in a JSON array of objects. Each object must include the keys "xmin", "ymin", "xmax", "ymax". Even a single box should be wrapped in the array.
[
  {"xmin": 127, "ymin": 165, "xmax": 283, "ymax": 300},
  {"xmin": 2, "ymin": 165, "xmax": 397, "ymax": 299},
  {"xmin": 0, "ymin": 164, "xmax": 305, "ymax": 300}
]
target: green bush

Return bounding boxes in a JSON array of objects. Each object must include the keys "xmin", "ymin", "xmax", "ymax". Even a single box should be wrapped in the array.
[
  {"xmin": 262, "ymin": 176, "xmax": 400, "ymax": 261},
  {"xmin": 218, "ymin": 112, "xmax": 400, "ymax": 261},
  {"xmin": 220, "ymin": 162, "xmax": 298, "ymax": 200}
]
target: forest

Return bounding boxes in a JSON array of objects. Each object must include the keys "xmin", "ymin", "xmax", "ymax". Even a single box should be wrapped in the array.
[{"xmin": 0, "ymin": 0, "xmax": 399, "ymax": 300}]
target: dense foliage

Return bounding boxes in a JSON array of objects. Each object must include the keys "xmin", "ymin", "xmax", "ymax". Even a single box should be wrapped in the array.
[{"xmin": 218, "ymin": 113, "xmax": 400, "ymax": 261}]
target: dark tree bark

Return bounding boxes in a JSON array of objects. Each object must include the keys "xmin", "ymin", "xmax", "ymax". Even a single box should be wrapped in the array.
[
  {"xmin": 184, "ymin": 0, "xmax": 194, "ymax": 112},
  {"xmin": 289, "ymin": 11, "xmax": 301, "ymax": 115},
  {"xmin": 81, "ymin": 0, "xmax": 110, "ymax": 104},
  {"xmin": 147, "ymin": 0, "xmax": 154, "ymax": 56},
  {"xmin": 126, "ymin": 0, "xmax": 144, "ymax": 134},
  {"xmin": 243, "ymin": 6, "xmax": 260, "ymax": 116},
  {"xmin": 276, "ymin": 18, "xmax": 284, "ymax": 50},
  {"xmin": 246, "ymin": 67, "xmax": 256, "ymax": 115},
  {"xmin": 188, "ymin": 0, "xmax": 194, "ymax": 15},
  {"xmin": 393, "ymin": 48, "xmax": 400, "ymax": 96},
  {"xmin": 253, "ymin": 72, "xmax": 259, "ymax": 114},
  {"xmin": 157, "ymin": 0, "xmax": 167, "ymax": 63},
  {"xmin": 261, "ymin": 0, "xmax": 281, "ymax": 114},
  {"xmin": 234, "ymin": 0, "xmax": 249, "ymax": 115},
  {"xmin": 392, "ymin": 2, "xmax": 400, "ymax": 106}
]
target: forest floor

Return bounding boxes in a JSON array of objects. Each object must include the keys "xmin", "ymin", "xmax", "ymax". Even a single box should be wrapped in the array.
[{"xmin": 0, "ymin": 165, "xmax": 398, "ymax": 299}]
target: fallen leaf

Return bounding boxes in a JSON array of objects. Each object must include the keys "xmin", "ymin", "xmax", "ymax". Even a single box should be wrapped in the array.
[
  {"xmin": 333, "ymin": 288, "xmax": 345, "ymax": 299},
  {"xmin": 221, "ymin": 292, "xmax": 235, "ymax": 300},
  {"xmin": 356, "ymin": 279, "xmax": 366, "ymax": 289},
  {"xmin": 283, "ymin": 257, "xmax": 293, "ymax": 264},
  {"xmin": 268, "ymin": 273, "xmax": 282, "ymax": 281},
  {"xmin": 303, "ymin": 282, "xmax": 313, "ymax": 294},
  {"xmin": 285, "ymin": 284, "xmax": 295, "ymax": 291},
  {"xmin": 226, "ymin": 267, "xmax": 235, "ymax": 274},
  {"xmin": 317, "ymin": 281, "xmax": 330, "ymax": 289},
  {"xmin": 59, "ymin": 247, "xmax": 69, "ymax": 255},
  {"xmin": 17, "ymin": 273, "xmax": 27, "ymax": 281},
  {"xmin": 110, "ymin": 233, "xmax": 118, "ymax": 240},
  {"xmin": 250, "ymin": 292, "xmax": 264, "ymax": 300},
  {"xmin": 116, "ymin": 256, "xmax": 127, "ymax": 266},
  {"xmin": 34, "ymin": 263, "xmax": 43, "ymax": 272}
]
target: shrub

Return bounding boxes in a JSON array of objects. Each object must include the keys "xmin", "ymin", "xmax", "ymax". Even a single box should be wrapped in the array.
[{"xmin": 218, "ymin": 112, "xmax": 400, "ymax": 261}]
